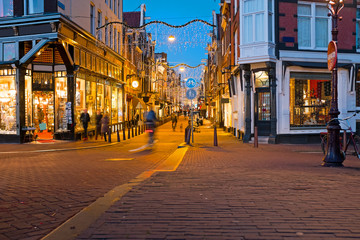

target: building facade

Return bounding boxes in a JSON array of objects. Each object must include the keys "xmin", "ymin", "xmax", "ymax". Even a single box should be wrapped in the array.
[{"xmin": 206, "ymin": 0, "xmax": 360, "ymax": 144}]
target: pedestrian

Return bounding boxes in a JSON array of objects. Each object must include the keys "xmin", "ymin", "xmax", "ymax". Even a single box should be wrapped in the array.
[
  {"xmin": 171, "ymin": 113, "xmax": 177, "ymax": 131},
  {"xmin": 101, "ymin": 112, "xmax": 110, "ymax": 142},
  {"xmin": 80, "ymin": 108, "xmax": 90, "ymax": 140},
  {"xmin": 95, "ymin": 110, "xmax": 103, "ymax": 140}
]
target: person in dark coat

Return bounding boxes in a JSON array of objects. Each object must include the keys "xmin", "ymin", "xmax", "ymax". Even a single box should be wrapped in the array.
[
  {"xmin": 80, "ymin": 109, "xmax": 90, "ymax": 140},
  {"xmin": 95, "ymin": 110, "xmax": 103, "ymax": 140},
  {"xmin": 101, "ymin": 113, "xmax": 110, "ymax": 142}
]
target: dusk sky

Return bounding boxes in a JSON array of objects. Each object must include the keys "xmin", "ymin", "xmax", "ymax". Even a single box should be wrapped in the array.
[{"xmin": 123, "ymin": 0, "xmax": 219, "ymax": 79}]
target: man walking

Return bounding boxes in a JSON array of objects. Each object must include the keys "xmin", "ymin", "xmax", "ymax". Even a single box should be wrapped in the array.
[{"xmin": 80, "ymin": 109, "xmax": 90, "ymax": 140}]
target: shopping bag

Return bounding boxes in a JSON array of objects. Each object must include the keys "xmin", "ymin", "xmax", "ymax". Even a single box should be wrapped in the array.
[{"xmin": 39, "ymin": 123, "xmax": 47, "ymax": 131}]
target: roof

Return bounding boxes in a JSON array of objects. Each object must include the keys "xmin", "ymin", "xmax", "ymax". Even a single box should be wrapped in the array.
[{"xmin": 123, "ymin": 12, "xmax": 141, "ymax": 28}]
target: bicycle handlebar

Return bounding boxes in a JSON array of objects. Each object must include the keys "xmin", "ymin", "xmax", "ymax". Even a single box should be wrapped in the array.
[{"xmin": 328, "ymin": 112, "xmax": 357, "ymax": 123}]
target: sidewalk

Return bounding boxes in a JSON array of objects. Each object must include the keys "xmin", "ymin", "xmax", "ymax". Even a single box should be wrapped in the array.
[{"xmin": 75, "ymin": 122, "xmax": 360, "ymax": 239}]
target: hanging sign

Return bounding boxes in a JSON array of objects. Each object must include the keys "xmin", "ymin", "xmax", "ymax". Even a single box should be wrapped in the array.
[
  {"xmin": 186, "ymin": 78, "xmax": 197, "ymax": 88},
  {"xmin": 327, "ymin": 41, "xmax": 337, "ymax": 71},
  {"xmin": 186, "ymin": 89, "xmax": 197, "ymax": 100}
]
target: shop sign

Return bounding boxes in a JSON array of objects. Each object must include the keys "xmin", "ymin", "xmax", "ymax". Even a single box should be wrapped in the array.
[{"xmin": 327, "ymin": 41, "xmax": 337, "ymax": 71}]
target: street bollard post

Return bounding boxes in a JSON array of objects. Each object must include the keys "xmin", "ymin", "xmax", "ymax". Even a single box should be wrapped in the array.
[
  {"xmin": 117, "ymin": 126, "xmax": 120, "ymax": 142},
  {"xmin": 254, "ymin": 126, "xmax": 258, "ymax": 148},
  {"xmin": 108, "ymin": 127, "xmax": 111, "ymax": 143},
  {"xmin": 132, "ymin": 126, "xmax": 134, "ymax": 137},
  {"xmin": 128, "ymin": 126, "xmax": 131, "ymax": 139},
  {"xmin": 343, "ymin": 130, "xmax": 347, "ymax": 152},
  {"xmin": 214, "ymin": 125, "xmax": 218, "ymax": 146}
]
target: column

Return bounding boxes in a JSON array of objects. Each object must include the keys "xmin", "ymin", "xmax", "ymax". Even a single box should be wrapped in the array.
[
  {"xmin": 16, "ymin": 66, "xmax": 26, "ymax": 143},
  {"xmin": 268, "ymin": 66, "xmax": 277, "ymax": 144},
  {"xmin": 67, "ymin": 70, "xmax": 75, "ymax": 140},
  {"xmin": 241, "ymin": 64, "xmax": 251, "ymax": 143}
]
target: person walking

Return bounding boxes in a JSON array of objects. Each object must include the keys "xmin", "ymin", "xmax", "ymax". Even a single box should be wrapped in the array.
[
  {"xmin": 101, "ymin": 113, "xmax": 110, "ymax": 142},
  {"xmin": 95, "ymin": 110, "xmax": 103, "ymax": 140},
  {"xmin": 80, "ymin": 109, "xmax": 90, "ymax": 140},
  {"xmin": 171, "ymin": 113, "xmax": 177, "ymax": 131}
]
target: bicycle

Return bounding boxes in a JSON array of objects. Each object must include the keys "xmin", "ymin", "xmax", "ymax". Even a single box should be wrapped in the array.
[{"xmin": 320, "ymin": 112, "xmax": 360, "ymax": 159}]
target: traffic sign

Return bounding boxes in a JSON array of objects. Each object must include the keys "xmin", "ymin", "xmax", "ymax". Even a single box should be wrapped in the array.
[
  {"xmin": 186, "ymin": 78, "xmax": 197, "ymax": 88},
  {"xmin": 186, "ymin": 89, "xmax": 197, "ymax": 100},
  {"xmin": 327, "ymin": 41, "xmax": 337, "ymax": 71}
]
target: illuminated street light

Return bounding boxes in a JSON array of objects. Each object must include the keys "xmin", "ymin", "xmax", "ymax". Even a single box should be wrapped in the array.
[
  {"xmin": 168, "ymin": 35, "xmax": 175, "ymax": 42},
  {"xmin": 180, "ymin": 67, "xmax": 185, "ymax": 72}
]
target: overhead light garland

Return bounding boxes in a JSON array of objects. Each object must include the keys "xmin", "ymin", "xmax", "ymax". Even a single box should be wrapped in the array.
[
  {"xmin": 96, "ymin": 19, "xmax": 215, "ymax": 31},
  {"xmin": 169, "ymin": 63, "xmax": 205, "ymax": 69}
]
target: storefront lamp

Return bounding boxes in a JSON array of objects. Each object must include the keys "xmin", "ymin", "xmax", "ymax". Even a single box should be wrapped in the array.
[{"xmin": 132, "ymin": 80, "xmax": 139, "ymax": 88}]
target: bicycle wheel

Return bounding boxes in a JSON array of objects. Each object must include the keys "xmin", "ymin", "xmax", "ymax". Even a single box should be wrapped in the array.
[
  {"xmin": 321, "ymin": 135, "xmax": 327, "ymax": 155},
  {"xmin": 353, "ymin": 135, "xmax": 360, "ymax": 159}
]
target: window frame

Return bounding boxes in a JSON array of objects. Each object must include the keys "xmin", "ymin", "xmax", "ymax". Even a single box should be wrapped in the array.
[
  {"xmin": 0, "ymin": 0, "xmax": 14, "ymax": 17},
  {"xmin": 297, "ymin": 2, "xmax": 331, "ymax": 51},
  {"xmin": 241, "ymin": 0, "xmax": 274, "ymax": 45},
  {"xmin": 24, "ymin": 0, "xmax": 44, "ymax": 15},
  {"xmin": 90, "ymin": 4, "xmax": 95, "ymax": 35}
]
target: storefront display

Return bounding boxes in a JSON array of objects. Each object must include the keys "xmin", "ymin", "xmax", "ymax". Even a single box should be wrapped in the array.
[
  {"xmin": 25, "ymin": 74, "xmax": 32, "ymax": 127},
  {"xmin": 55, "ymin": 74, "xmax": 67, "ymax": 131},
  {"xmin": 290, "ymin": 72, "xmax": 331, "ymax": 128},
  {"xmin": 75, "ymin": 78, "xmax": 85, "ymax": 131},
  {"xmin": 33, "ymin": 91, "xmax": 54, "ymax": 139},
  {"xmin": 97, "ymin": 83, "xmax": 104, "ymax": 113},
  {"xmin": 0, "ymin": 75, "xmax": 16, "ymax": 134},
  {"xmin": 86, "ymin": 81, "xmax": 97, "ymax": 128},
  {"xmin": 112, "ymin": 86, "xmax": 118, "ymax": 123},
  {"xmin": 105, "ymin": 84, "xmax": 111, "ymax": 122}
]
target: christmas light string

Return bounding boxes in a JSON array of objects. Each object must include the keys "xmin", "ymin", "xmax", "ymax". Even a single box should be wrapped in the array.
[{"xmin": 96, "ymin": 19, "xmax": 215, "ymax": 31}]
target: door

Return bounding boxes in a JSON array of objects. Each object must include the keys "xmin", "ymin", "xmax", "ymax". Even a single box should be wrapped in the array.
[
  {"xmin": 33, "ymin": 91, "xmax": 54, "ymax": 139},
  {"xmin": 255, "ymin": 88, "xmax": 271, "ymax": 136}
]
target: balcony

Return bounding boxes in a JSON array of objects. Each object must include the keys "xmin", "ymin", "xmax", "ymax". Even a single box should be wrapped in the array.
[{"xmin": 238, "ymin": 42, "xmax": 276, "ymax": 64}]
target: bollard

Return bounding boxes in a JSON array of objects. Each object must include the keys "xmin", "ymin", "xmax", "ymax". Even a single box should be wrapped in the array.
[
  {"xmin": 138, "ymin": 126, "xmax": 140, "ymax": 135},
  {"xmin": 117, "ymin": 128, "xmax": 120, "ymax": 142},
  {"xmin": 135, "ymin": 126, "xmax": 137, "ymax": 136},
  {"xmin": 343, "ymin": 130, "xmax": 347, "ymax": 152},
  {"xmin": 186, "ymin": 127, "xmax": 191, "ymax": 144},
  {"xmin": 132, "ymin": 126, "xmax": 134, "ymax": 137},
  {"xmin": 123, "ymin": 125, "xmax": 126, "ymax": 140},
  {"xmin": 128, "ymin": 127, "xmax": 131, "ymax": 139},
  {"xmin": 108, "ymin": 128, "xmax": 111, "ymax": 143},
  {"xmin": 214, "ymin": 125, "xmax": 218, "ymax": 146},
  {"xmin": 254, "ymin": 126, "xmax": 258, "ymax": 148}
]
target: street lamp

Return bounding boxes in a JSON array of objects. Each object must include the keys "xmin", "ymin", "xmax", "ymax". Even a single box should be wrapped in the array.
[
  {"xmin": 168, "ymin": 35, "xmax": 175, "ymax": 42},
  {"xmin": 322, "ymin": 0, "xmax": 344, "ymax": 167}
]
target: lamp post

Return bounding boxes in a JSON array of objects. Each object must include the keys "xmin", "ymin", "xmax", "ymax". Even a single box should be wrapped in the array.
[{"xmin": 323, "ymin": 0, "xmax": 344, "ymax": 167}]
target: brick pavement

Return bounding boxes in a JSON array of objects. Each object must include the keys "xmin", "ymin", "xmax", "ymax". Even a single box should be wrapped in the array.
[
  {"xmin": 77, "ymin": 122, "xmax": 360, "ymax": 240},
  {"xmin": 0, "ymin": 118, "xmax": 188, "ymax": 240}
]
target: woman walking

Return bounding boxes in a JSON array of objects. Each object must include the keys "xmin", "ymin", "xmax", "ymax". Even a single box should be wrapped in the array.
[{"xmin": 101, "ymin": 113, "xmax": 110, "ymax": 142}]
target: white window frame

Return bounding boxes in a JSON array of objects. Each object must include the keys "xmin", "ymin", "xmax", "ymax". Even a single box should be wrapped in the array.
[
  {"xmin": 240, "ymin": 0, "xmax": 274, "ymax": 45},
  {"xmin": 297, "ymin": 2, "xmax": 331, "ymax": 51}
]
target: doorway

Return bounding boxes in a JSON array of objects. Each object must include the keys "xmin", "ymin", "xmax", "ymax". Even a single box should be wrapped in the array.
[
  {"xmin": 33, "ymin": 91, "xmax": 54, "ymax": 139},
  {"xmin": 255, "ymin": 88, "xmax": 271, "ymax": 136}
]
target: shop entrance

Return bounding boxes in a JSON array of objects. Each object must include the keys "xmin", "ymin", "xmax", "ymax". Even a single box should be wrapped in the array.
[
  {"xmin": 255, "ymin": 88, "xmax": 271, "ymax": 136},
  {"xmin": 33, "ymin": 91, "xmax": 54, "ymax": 139}
]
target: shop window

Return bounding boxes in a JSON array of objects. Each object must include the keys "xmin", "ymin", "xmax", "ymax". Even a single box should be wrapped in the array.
[
  {"xmin": 298, "ymin": 3, "xmax": 330, "ymax": 50},
  {"xmin": 96, "ymin": 83, "xmax": 104, "ymax": 113},
  {"xmin": 112, "ymin": 87, "xmax": 118, "ymax": 123},
  {"xmin": 356, "ymin": 70, "xmax": 360, "ymax": 107},
  {"xmin": 118, "ymin": 86, "xmax": 123, "ymax": 122},
  {"xmin": 55, "ymin": 76, "xmax": 67, "ymax": 131},
  {"xmin": 86, "ymin": 81, "xmax": 96, "ymax": 128},
  {"xmin": 0, "ymin": 75, "xmax": 16, "ymax": 134},
  {"xmin": 289, "ymin": 72, "xmax": 331, "ymax": 128},
  {"xmin": 3, "ymin": 42, "xmax": 16, "ymax": 62},
  {"xmin": 75, "ymin": 78, "xmax": 86, "ymax": 131},
  {"xmin": 105, "ymin": 85, "xmax": 111, "ymax": 123},
  {"xmin": 26, "ymin": 0, "xmax": 44, "ymax": 14},
  {"xmin": 0, "ymin": 0, "xmax": 13, "ymax": 17},
  {"xmin": 32, "ymin": 72, "xmax": 53, "ymax": 91},
  {"xmin": 356, "ymin": 8, "xmax": 360, "ymax": 51},
  {"xmin": 254, "ymin": 71, "xmax": 269, "ymax": 88},
  {"xmin": 25, "ymin": 74, "xmax": 32, "ymax": 127}
]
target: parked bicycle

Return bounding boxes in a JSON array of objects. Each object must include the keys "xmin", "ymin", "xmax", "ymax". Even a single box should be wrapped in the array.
[{"xmin": 320, "ymin": 112, "xmax": 360, "ymax": 160}]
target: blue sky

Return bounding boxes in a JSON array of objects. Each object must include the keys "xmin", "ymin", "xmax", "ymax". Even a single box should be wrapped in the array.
[{"xmin": 123, "ymin": 0, "xmax": 219, "ymax": 77}]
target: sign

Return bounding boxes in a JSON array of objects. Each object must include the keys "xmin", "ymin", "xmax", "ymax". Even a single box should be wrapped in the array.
[
  {"xmin": 186, "ymin": 89, "xmax": 197, "ymax": 100},
  {"xmin": 186, "ymin": 78, "xmax": 197, "ymax": 88},
  {"xmin": 327, "ymin": 41, "xmax": 337, "ymax": 71}
]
